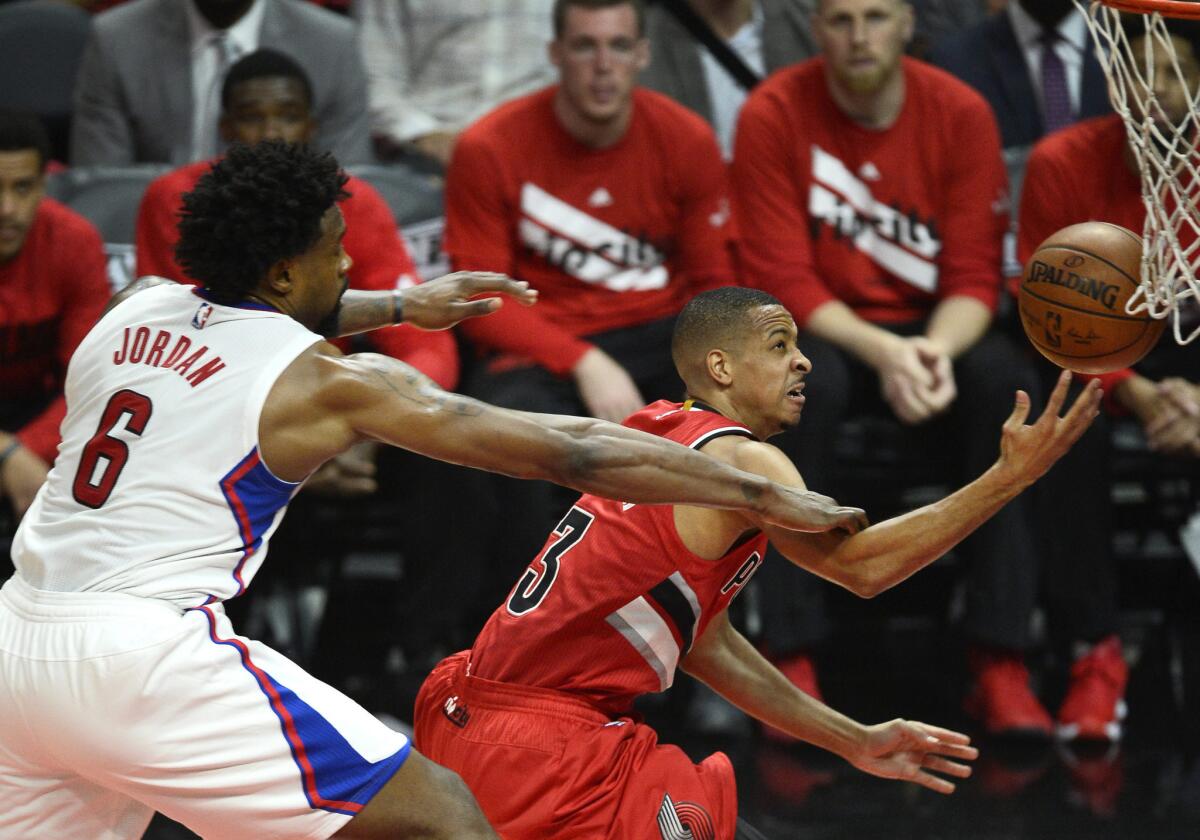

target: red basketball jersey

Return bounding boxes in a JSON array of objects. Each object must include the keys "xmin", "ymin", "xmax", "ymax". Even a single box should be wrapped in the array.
[{"xmin": 469, "ymin": 401, "xmax": 769, "ymax": 715}]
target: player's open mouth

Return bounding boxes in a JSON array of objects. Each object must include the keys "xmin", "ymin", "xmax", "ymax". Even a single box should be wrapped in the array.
[{"xmin": 786, "ymin": 382, "xmax": 806, "ymax": 404}]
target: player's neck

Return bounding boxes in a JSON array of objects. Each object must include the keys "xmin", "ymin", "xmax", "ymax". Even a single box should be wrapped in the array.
[
  {"xmin": 826, "ymin": 71, "xmax": 906, "ymax": 131},
  {"xmin": 685, "ymin": 393, "xmax": 764, "ymax": 439},
  {"xmin": 553, "ymin": 91, "xmax": 633, "ymax": 150}
]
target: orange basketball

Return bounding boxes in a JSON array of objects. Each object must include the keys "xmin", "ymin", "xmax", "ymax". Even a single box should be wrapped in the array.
[{"xmin": 1018, "ymin": 222, "xmax": 1166, "ymax": 374}]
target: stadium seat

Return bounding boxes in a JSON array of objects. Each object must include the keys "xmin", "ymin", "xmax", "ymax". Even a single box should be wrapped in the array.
[
  {"xmin": 45, "ymin": 165, "xmax": 170, "ymax": 293},
  {"xmin": 0, "ymin": 1, "xmax": 92, "ymax": 163}
]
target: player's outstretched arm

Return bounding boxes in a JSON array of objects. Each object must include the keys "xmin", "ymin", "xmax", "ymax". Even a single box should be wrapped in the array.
[
  {"xmin": 740, "ymin": 371, "xmax": 1101, "ymax": 597},
  {"xmin": 324, "ymin": 271, "xmax": 537, "ymax": 336},
  {"xmin": 259, "ymin": 347, "xmax": 866, "ymax": 534},
  {"xmin": 682, "ymin": 612, "xmax": 977, "ymax": 794}
]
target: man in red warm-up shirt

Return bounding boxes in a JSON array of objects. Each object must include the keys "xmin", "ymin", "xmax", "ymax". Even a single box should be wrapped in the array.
[
  {"xmin": 444, "ymin": 0, "xmax": 736, "ymax": 580},
  {"xmin": 0, "ymin": 111, "xmax": 110, "ymax": 525},
  {"xmin": 1015, "ymin": 21, "xmax": 1200, "ymax": 744},
  {"xmin": 732, "ymin": 0, "xmax": 1047, "ymax": 738}
]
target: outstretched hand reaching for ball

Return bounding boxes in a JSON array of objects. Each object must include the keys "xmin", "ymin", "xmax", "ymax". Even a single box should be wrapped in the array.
[
  {"xmin": 995, "ymin": 370, "xmax": 1102, "ymax": 490},
  {"xmin": 846, "ymin": 720, "xmax": 978, "ymax": 795}
]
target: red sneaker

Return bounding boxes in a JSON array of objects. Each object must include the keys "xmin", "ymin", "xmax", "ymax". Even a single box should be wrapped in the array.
[
  {"xmin": 964, "ymin": 648, "xmax": 1053, "ymax": 738},
  {"xmin": 1056, "ymin": 636, "xmax": 1128, "ymax": 742},
  {"xmin": 761, "ymin": 653, "xmax": 823, "ymax": 743}
]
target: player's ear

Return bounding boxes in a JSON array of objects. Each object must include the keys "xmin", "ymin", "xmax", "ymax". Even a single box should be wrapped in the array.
[
  {"xmin": 707, "ymin": 349, "xmax": 733, "ymax": 386},
  {"xmin": 265, "ymin": 261, "xmax": 293, "ymax": 295}
]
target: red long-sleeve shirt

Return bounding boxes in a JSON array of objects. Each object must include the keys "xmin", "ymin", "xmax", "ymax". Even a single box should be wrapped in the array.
[
  {"xmin": 135, "ymin": 160, "xmax": 459, "ymax": 389},
  {"xmin": 0, "ymin": 199, "xmax": 110, "ymax": 463},
  {"xmin": 732, "ymin": 57, "xmax": 1008, "ymax": 327},
  {"xmin": 1018, "ymin": 115, "xmax": 1145, "ymax": 397},
  {"xmin": 444, "ymin": 86, "xmax": 735, "ymax": 375}
]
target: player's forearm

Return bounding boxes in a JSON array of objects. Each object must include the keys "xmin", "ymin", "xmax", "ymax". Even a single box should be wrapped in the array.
[
  {"xmin": 683, "ymin": 617, "xmax": 865, "ymax": 758},
  {"xmin": 323, "ymin": 290, "xmax": 401, "ymax": 337},
  {"xmin": 816, "ymin": 464, "xmax": 1022, "ymax": 597},
  {"xmin": 521, "ymin": 411, "xmax": 778, "ymax": 514},
  {"xmin": 925, "ymin": 296, "xmax": 992, "ymax": 358}
]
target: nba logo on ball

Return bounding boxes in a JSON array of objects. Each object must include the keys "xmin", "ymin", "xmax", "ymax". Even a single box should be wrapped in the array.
[{"xmin": 1018, "ymin": 222, "xmax": 1166, "ymax": 374}]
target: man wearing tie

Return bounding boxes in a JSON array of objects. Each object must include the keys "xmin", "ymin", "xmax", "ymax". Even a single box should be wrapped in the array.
[{"xmin": 70, "ymin": 0, "xmax": 371, "ymax": 165}]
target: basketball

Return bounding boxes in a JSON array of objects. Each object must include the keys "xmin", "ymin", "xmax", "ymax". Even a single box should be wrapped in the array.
[{"xmin": 1018, "ymin": 221, "xmax": 1167, "ymax": 374}]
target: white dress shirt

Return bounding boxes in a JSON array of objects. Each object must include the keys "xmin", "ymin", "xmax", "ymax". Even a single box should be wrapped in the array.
[
  {"xmin": 697, "ymin": 2, "xmax": 766, "ymax": 159},
  {"xmin": 187, "ymin": 0, "xmax": 266, "ymax": 160},
  {"xmin": 354, "ymin": 0, "xmax": 557, "ymax": 144}
]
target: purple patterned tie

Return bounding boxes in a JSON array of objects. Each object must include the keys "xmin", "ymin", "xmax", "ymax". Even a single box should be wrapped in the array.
[{"xmin": 1040, "ymin": 31, "xmax": 1074, "ymax": 134}]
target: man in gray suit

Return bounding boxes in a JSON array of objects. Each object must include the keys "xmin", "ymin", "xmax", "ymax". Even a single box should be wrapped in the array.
[
  {"xmin": 70, "ymin": 0, "xmax": 371, "ymax": 166},
  {"xmin": 639, "ymin": 0, "xmax": 816, "ymax": 157}
]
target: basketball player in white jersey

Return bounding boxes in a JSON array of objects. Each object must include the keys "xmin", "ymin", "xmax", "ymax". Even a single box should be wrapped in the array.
[{"xmin": 0, "ymin": 140, "xmax": 868, "ymax": 839}]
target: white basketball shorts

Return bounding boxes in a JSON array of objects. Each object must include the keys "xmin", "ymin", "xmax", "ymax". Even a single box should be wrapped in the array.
[{"xmin": 0, "ymin": 574, "xmax": 410, "ymax": 839}]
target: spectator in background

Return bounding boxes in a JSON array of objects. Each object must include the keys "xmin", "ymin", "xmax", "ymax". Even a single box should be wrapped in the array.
[
  {"xmin": 640, "ymin": 0, "xmax": 816, "ymax": 159},
  {"xmin": 134, "ymin": 49, "xmax": 455, "ymax": 393},
  {"xmin": 933, "ymin": 0, "xmax": 1109, "ymax": 152},
  {"xmin": 445, "ymin": 0, "xmax": 735, "ymax": 609},
  {"xmin": 1015, "ymin": 19, "xmax": 1200, "ymax": 743},
  {"xmin": 908, "ymin": 0, "xmax": 1002, "ymax": 58},
  {"xmin": 0, "ymin": 111, "xmax": 109, "ymax": 525},
  {"xmin": 71, "ymin": 0, "xmax": 370, "ymax": 166},
  {"xmin": 355, "ymin": 0, "xmax": 557, "ymax": 168},
  {"xmin": 732, "ymin": 0, "xmax": 1048, "ymax": 738}
]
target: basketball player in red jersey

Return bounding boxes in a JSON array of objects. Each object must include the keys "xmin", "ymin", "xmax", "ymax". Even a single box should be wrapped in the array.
[{"xmin": 414, "ymin": 286, "xmax": 1102, "ymax": 840}]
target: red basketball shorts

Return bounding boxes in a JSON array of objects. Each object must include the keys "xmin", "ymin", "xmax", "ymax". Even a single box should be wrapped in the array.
[{"xmin": 414, "ymin": 651, "xmax": 737, "ymax": 840}]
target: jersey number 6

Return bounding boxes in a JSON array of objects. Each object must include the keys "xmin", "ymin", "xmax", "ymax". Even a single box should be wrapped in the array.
[
  {"xmin": 72, "ymin": 390, "xmax": 154, "ymax": 509},
  {"xmin": 506, "ymin": 506, "xmax": 594, "ymax": 616}
]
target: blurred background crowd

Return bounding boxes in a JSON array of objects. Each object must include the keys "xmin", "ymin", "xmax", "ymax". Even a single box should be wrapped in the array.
[{"xmin": 1, "ymin": 0, "xmax": 1199, "ymax": 835}]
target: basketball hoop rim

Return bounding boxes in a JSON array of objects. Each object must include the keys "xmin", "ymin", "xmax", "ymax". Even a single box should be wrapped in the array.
[{"xmin": 1089, "ymin": 0, "xmax": 1200, "ymax": 19}]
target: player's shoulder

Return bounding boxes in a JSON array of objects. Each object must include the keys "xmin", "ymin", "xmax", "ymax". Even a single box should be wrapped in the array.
[
  {"xmin": 35, "ymin": 197, "xmax": 103, "ymax": 246},
  {"xmin": 145, "ymin": 160, "xmax": 209, "ymax": 200},
  {"xmin": 740, "ymin": 58, "xmax": 822, "ymax": 125},
  {"xmin": 340, "ymin": 173, "xmax": 391, "ymax": 219},
  {"xmin": 460, "ymin": 87, "xmax": 556, "ymax": 149},
  {"xmin": 1031, "ymin": 114, "xmax": 1124, "ymax": 165},
  {"xmin": 704, "ymin": 435, "xmax": 794, "ymax": 481},
  {"xmin": 905, "ymin": 57, "xmax": 995, "ymax": 118},
  {"xmin": 632, "ymin": 86, "xmax": 714, "ymax": 136}
]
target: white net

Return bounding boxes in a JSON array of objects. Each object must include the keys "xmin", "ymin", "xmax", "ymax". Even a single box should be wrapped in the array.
[{"xmin": 1076, "ymin": 0, "xmax": 1200, "ymax": 344}]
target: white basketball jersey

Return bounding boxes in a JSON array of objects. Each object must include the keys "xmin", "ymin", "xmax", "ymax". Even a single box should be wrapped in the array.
[{"xmin": 12, "ymin": 284, "xmax": 323, "ymax": 607}]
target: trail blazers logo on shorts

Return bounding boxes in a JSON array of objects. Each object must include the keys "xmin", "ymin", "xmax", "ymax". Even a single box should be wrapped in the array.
[
  {"xmin": 442, "ymin": 695, "xmax": 470, "ymax": 728},
  {"xmin": 657, "ymin": 792, "xmax": 715, "ymax": 840}
]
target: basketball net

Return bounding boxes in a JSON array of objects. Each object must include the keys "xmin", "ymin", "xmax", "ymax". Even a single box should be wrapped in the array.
[{"xmin": 1075, "ymin": 0, "xmax": 1200, "ymax": 344}]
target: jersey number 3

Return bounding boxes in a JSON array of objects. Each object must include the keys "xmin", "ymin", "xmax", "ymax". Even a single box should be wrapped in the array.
[
  {"xmin": 72, "ymin": 390, "xmax": 154, "ymax": 509},
  {"xmin": 506, "ymin": 506, "xmax": 594, "ymax": 616}
]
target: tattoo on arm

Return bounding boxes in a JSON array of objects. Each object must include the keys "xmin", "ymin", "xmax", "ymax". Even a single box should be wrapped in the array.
[{"xmin": 360, "ymin": 358, "xmax": 483, "ymax": 417}]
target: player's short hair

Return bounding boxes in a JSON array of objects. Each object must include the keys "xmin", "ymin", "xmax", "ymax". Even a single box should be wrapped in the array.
[
  {"xmin": 553, "ymin": 0, "xmax": 645, "ymax": 38},
  {"xmin": 0, "ymin": 110, "xmax": 51, "ymax": 171},
  {"xmin": 221, "ymin": 48, "xmax": 314, "ymax": 110},
  {"xmin": 175, "ymin": 140, "xmax": 349, "ymax": 304},
  {"xmin": 671, "ymin": 287, "xmax": 785, "ymax": 374}
]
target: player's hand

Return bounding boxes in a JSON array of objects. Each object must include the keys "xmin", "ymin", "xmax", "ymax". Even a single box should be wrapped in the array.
[
  {"xmin": 401, "ymin": 271, "xmax": 537, "ymax": 330},
  {"xmin": 846, "ymin": 719, "xmax": 977, "ymax": 795},
  {"xmin": 875, "ymin": 336, "xmax": 941, "ymax": 425},
  {"xmin": 1142, "ymin": 378, "xmax": 1200, "ymax": 456},
  {"xmin": 0, "ymin": 443, "xmax": 49, "ymax": 518},
  {"xmin": 411, "ymin": 130, "xmax": 459, "ymax": 166},
  {"xmin": 763, "ymin": 484, "xmax": 869, "ymax": 535},
  {"xmin": 995, "ymin": 370, "xmax": 1102, "ymax": 488},
  {"xmin": 572, "ymin": 347, "xmax": 645, "ymax": 423}
]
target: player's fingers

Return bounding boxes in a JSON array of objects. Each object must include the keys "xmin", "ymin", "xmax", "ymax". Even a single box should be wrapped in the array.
[
  {"xmin": 1041, "ymin": 369, "xmax": 1073, "ymax": 421},
  {"xmin": 909, "ymin": 723, "xmax": 975, "ymax": 747},
  {"xmin": 451, "ymin": 298, "xmax": 504, "ymax": 321},
  {"xmin": 1060, "ymin": 379, "xmax": 1103, "ymax": 435},
  {"xmin": 836, "ymin": 506, "xmax": 870, "ymax": 535},
  {"xmin": 1004, "ymin": 389, "xmax": 1032, "ymax": 431},
  {"xmin": 922, "ymin": 756, "xmax": 974, "ymax": 778},
  {"xmin": 910, "ymin": 770, "xmax": 958, "ymax": 795},
  {"xmin": 460, "ymin": 273, "xmax": 537, "ymax": 301}
]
